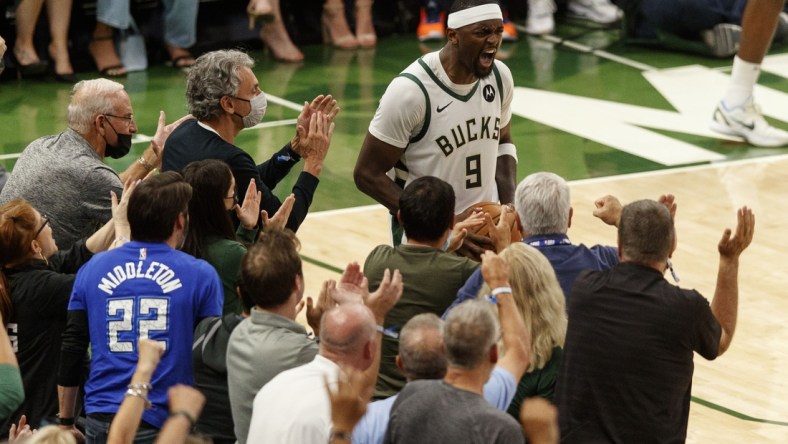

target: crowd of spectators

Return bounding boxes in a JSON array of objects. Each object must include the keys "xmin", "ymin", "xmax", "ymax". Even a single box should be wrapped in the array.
[{"xmin": 0, "ymin": 1, "xmax": 760, "ymax": 443}]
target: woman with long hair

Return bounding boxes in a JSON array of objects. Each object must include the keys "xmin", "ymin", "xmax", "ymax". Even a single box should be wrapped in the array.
[
  {"xmin": 181, "ymin": 159, "xmax": 293, "ymax": 315},
  {"xmin": 479, "ymin": 242, "xmax": 567, "ymax": 417},
  {"xmin": 0, "ymin": 181, "xmax": 133, "ymax": 431}
]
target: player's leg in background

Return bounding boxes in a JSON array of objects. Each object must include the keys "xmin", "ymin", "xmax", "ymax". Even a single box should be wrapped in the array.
[{"xmin": 711, "ymin": 0, "xmax": 788, "ymax": 147}]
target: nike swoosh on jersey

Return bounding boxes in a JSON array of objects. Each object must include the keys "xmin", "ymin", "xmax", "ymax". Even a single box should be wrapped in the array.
[{"xmin": 436, "ymin": 101, "xmax": 453, "ymax": 113}]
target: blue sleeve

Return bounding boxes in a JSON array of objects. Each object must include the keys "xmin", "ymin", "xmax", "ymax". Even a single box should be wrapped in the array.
[
  {"xmin": 198, "ymin": 264, "xmax": 224, "ymax": 320},
  {"xmin": 352, "ymin": 397, "xmax": 395, "ymax": 444},
  {"xmin": 483, "ymin": 366, "xmax": 518, "ymax": 411},
  {"xmin": 591, "ymin": 245, "xmax": 619, "ymax": 269},
  {"xmin": 442, "ymin": 268, "xmax": 484, "ymax": 319}
]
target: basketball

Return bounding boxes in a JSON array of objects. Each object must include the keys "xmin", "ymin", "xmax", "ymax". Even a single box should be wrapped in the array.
[{"xmin": 461, "ymin": 201, "xmax": 522, "ymax": 245}]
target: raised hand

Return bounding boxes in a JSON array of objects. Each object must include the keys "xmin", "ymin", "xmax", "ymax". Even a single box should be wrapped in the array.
[
  {"xmin": 363, "ymin": 269, "xmax": 403, "ymax": 323},
  {"xmin": 300, "ymin": 112, "xmax": 335, "ymax": 177},
  {"xmin": 151, "ymin": 112, "xmax": 193, "ymax": 159},
  {"xmin": 292, "ymin": 95, "xmax": 340, "ymax": 156},
  {"xmin": 658, "ymin": 194, "xmax": 677, "ymax": 220},
  {"xmin": 718, "ymin": 206, "xmax": 755, "ymax": 259},
  {"xmin": 447, "ymin": 211, "xmax": 485, "ymax": 252},
  {"xmin": 593, "ymin": 195, "xmax": 623, "ymax": 227},
  {"xmin": 325, "ymin": 368, "xmax": 367, "ymax": 433},
  {"xmin": 236, "ymin": 179, "xmax": 262, "ymax": 229},
  {"xmin": 111, "ymin": 178, "xmax": 140, "ymax": 229},
  {"xmin": 261, "ymin": 194, "xmax": 295, "ymax": 231},
  {"xmin": 306, "ymin": 279, "xmax": 337, "ymax": 335},
  {"xmin": 480, "ymin": 250, "xmax": 510, "ymax": 289},
  {"xmin": 490, "ymin": 204, "xmax": 515, "ymax": 253},
  {"xmin": 9, "ymin": 415, "xmax": 33, "ymax": 443},
  {"xmin": 136, "ymin": 338, "xmax": 165, "ymax": 376}
]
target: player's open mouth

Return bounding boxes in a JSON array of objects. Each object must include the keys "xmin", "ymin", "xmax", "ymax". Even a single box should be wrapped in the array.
[{"xmin": 480, "ymin": 49, "xmax": 496, "ymax": 68}]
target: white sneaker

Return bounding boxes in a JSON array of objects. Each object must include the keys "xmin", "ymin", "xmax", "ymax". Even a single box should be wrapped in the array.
[
  {"xmin": 525, "ymin": 0, "xmax": 556, "ymax": 35},
  {"xmin": 710, "ymin": 97, "xmax": 788, "ymax": 147},
  {"xmin": 567, "ymin": 0, "xmax": 623, "ymax": 25}
]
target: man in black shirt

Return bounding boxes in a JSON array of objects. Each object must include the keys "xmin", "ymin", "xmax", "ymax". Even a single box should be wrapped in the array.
[
  {"xmin": 555, "ymin": 200, "xmax": 755, "ymax": 443},
  {"xmin": 163, "ymin": 49, "xmax": 338, "ymax": 232}
]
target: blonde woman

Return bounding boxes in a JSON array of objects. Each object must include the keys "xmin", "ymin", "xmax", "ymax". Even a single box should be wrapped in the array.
[{"xmin": 478, "ymin": 242, "xmax": 566, "ymax": 417}]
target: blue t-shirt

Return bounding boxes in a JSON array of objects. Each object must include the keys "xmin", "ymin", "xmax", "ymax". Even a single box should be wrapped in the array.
[
  {"xmin": 352, "ymin": 367, "xmax": 516, "ymax": 444},
  {"xmin": 69, "ymin": 241, "xmax": 223, "ymax": 428}
]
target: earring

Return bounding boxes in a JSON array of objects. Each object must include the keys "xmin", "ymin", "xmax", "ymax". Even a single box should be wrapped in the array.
[{"xmin": 38, "ymin": 250, "xmax": 49, "ymax": 266}]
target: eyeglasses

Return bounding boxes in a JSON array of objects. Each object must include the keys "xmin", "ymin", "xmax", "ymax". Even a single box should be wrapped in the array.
[
  {"xmin": 35, "ymin": 214, "xmax": 50, "ymax": 238},
  {"xmin": 224, "ymin": 193, "xmax": 238, "ymax": 206},
  {"xmin": 104, "ymin": 114, "xmax": 135, "ymax": 124}
]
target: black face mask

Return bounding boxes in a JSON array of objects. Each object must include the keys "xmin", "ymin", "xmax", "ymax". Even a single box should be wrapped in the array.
[{"xmin": 102, "ymin": 119, "xmax": 132, "ymax": 159}]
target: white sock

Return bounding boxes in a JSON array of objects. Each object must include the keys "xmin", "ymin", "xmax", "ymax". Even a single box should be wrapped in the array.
[{"xmin": 723, "ymin": 56, "xmax": 761, "ymax": 108}]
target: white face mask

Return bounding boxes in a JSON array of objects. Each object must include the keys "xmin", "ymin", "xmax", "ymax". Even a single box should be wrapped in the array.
[{"xmin": 234, "ymin": 92, "xmax": 267, "ymax": 128}]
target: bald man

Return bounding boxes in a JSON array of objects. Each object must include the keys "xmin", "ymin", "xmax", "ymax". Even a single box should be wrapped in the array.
[{"xmin": 246, "ymin": 272, "xmax": 403, "ymax": 444}]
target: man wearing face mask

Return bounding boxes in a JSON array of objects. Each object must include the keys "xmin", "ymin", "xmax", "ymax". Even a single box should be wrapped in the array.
[
  {"xmin": 163, "ymin": 49, "xmax": 338, "ymax": 232},
  {"xmin": 0, "ymin": 78, "xmax": 189, "ymax": 249}
]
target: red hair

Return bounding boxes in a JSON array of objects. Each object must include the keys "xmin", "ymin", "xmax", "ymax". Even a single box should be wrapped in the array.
[{"xmin": 0, "ymin": 199, "xmax": 39, "ymax": 322}]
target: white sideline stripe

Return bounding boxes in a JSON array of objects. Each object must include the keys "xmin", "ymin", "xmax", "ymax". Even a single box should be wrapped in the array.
[
  {"xmin": 265, "ymin": 94, "xmax": 304, "ymax": 112},
  {"xmin": 308, "ymin": 204, "xmax": 385, "ymax": 219},
  {"xmin": 511, "ymin": 24, "xmax": 658, "ymax": 71},
  {"xmin": 307, "ymin": 154, "xmax": 788, "ymax": 217},
  {"xmin": 570, "ymin": 153, "xmax": 788, "ymax": 185}
]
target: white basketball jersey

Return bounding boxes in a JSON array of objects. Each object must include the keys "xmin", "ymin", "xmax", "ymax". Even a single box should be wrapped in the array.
[{"xmin": 393, "ymin": 55, "xmax": 506, "ymax": 214}]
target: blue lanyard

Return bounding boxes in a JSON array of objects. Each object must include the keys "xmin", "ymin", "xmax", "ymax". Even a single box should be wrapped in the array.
[{"xmin": 526, "ymin": 237, "xmax": 572, "ymax": 247}]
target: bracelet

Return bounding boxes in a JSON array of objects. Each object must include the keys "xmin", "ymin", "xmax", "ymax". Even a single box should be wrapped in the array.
[
  {"xmin": 138, "ymin": 156, "xmax": 155, "ymax": 171},
  {"xmin": 112, "ymin": 236, "xmax": 129, "ymax": 248},
  {"xmin": 125, "ymin": 387, "xmax": 152, "ymax": 409},
  {"xmin": 57, "ymin": 415, "xmax": 75, "ymax": 426},
  {"xmin": 491, "ymin": 287, "xmax": 512, "ymax": 297},
  {"xmin": 329, "ymin": 430, "xmax": 352, "ymax": 442},
  {"xmin": 170, "ymin": 410, "xmax": 197, "ymax": 428},
  {"xmin": 128, "ymin": 382, "xmax": 153, "ymax": 391}
]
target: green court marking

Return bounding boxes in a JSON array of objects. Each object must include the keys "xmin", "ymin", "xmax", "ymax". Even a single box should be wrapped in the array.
[
  {"xmin": 300, "ymin": 254, "xmax": 344, "ymax": 274},
  {"xmin": 691, "ymin": 396, "xmax": 788, "ymax": 427}
]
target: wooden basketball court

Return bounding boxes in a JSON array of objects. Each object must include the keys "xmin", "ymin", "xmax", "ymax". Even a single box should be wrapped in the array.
[{"xmin": 295, "ymin": 154, "xmax": 788, "ymax": 443}]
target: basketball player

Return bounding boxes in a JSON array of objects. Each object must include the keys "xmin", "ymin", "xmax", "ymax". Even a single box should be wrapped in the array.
[
  {"xmin": 56, "ymin": 172, "xmax": 223, "ymax": 443},
  {"xmin": 353, "ymin": 0, "xmax": 518, "ymax": 254},
  {"xmin": 711, "ymin": 0, "xmax": 788, "ymax": 147}
]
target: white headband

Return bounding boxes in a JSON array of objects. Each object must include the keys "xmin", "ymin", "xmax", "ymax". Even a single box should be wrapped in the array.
[{"xmin": 446, "ymin": 4, "xmax": 503, "ymax": 29}]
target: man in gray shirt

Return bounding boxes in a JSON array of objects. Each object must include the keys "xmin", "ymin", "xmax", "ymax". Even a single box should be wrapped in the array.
[
  {"xmin": 0, "ymin": 78, "xmax": 185, "ymax": 248},
  {"xmin": 226, "ymin": 230, "xmax": 320, "ymax": 444},
  {"xmin": 385, "ymin": 252, "xmax": 527, "ymax": 444}
]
